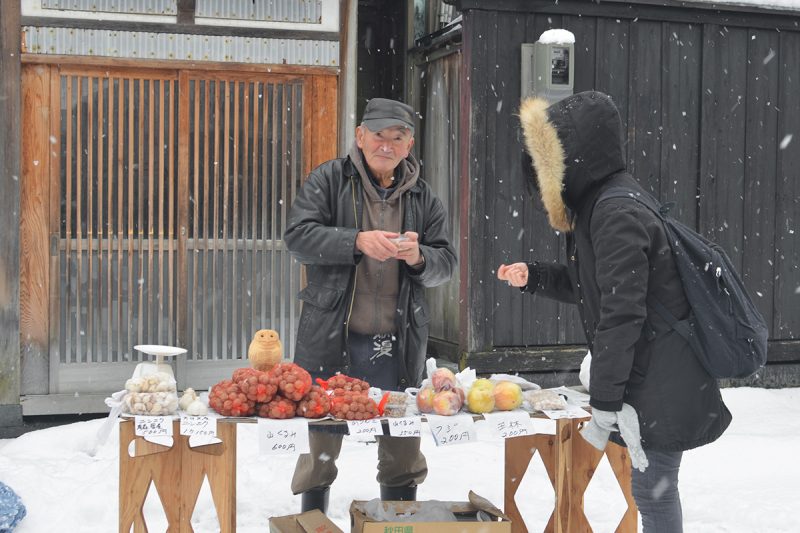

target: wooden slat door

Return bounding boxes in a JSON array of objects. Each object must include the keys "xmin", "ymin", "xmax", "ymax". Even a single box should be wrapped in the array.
[
  {"xmin": 180, "ymin": 73, "xmax": 306, "ymax": 386},
  {"xmin": 20, "ymin": 62, "xmax": 337, "ymax": 399}
]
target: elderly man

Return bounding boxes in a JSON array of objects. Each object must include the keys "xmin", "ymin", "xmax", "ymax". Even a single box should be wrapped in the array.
[{"xmin": 284, "ymin": 98, "xmax": 457, "ymax": 513}]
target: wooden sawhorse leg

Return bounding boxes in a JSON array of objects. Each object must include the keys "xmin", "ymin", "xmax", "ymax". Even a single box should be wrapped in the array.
[
  {"xmin": 119, "ymin": 420, "xmax": 238, "ymax": 533},
  {"xmin": 119, "ymin": 420, "xmax": 183, "ymax": 532},
  {"xmin": 570, "ymin": 421, "xmax": 637, "ymax": 532},
  {"xmin": 178, "ymin": 422, "xmax": 237, "ymax": 533},
  {"xmin": 505, "ymin": 431, "xmax": 557, "ymax": 532},
  {"xmin": 504, "ymin": 418, "xmax": 638, "ymax": 533}
]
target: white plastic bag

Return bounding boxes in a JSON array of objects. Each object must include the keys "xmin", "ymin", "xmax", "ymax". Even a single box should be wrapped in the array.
[{"xmin": 579, "ymin": 350, "xmax": 591, "ymax": 391}]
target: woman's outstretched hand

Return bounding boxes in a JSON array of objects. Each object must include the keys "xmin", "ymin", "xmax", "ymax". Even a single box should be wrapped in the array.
[{"xmin": 497, "ymin": 262, "xmax": 529, "ymax": 287}]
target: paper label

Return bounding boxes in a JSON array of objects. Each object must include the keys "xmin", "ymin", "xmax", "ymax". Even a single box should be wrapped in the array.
[
  {"xmin": 179, "ymin": 415, "xmax": 217, "ymax": 438},
  {"xmin": 483, "ymin": 411, "xmax": 536, "ymax": 439},
  {"xmin": 346, "ymin": 419, "xmax": 384, "ymax": 441},
  {"xmin": 544, "ymin": 405, "xmax": 591, "ymax": 420},
  {"xmin": 426, "ymin": 414, "xmax": 477, "ymax": 446},
  {"xmin": 134, "ymin": 416, "xmax": 172, "ymax": 437},
  {"xmin": 257, "ymin": 418, "xmax": 310, "ymax": 455},
  {"xmin": 387, "ymin": 417, "xmax": 422, "ymax": 438}
]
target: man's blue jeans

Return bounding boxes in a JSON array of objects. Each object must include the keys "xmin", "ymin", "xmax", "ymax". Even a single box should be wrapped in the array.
[{"xmin": 631, "ymin": 449, "xmax": 683, "ymax": 533}]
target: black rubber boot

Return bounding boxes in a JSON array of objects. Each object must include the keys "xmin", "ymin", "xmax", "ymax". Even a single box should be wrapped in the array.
[
  {"xmin": 380, "ymin": 485, "xmax": 417, "ymax": 501},
  {"xmin": 301, "ymin": 486, "xmax": 330, "ymax": 514}
]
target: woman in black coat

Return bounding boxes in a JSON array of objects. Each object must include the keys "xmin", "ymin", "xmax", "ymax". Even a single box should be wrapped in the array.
[{"xmin": 498, "ymin": 91, "xmax": 730, "ymax": 533}]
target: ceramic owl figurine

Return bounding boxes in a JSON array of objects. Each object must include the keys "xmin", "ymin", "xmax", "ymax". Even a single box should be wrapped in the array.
[{"xmin": 247, "ymin": 329, "xmax": 283, "ymax": 372}]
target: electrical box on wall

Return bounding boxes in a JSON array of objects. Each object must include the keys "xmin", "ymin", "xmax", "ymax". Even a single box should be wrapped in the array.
[{"xmin": 521, "ymin": 29, "xmax": 575, "ymax": 103}]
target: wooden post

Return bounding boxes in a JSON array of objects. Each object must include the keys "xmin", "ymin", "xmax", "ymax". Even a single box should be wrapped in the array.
[
  {"xmin": 178, "ymin": 421, "xmax": 237, "ymax": 532},
  {"xmin": 0, "ymin": 0, "xmax": 22, "ymax": 428},
  {"xmin": 119, "ymin": 420, "xmax": 184, "ymax": 532}
]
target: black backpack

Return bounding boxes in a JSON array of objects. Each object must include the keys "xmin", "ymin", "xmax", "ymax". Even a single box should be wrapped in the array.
[{"xmin": 597, "ymin": 187, "xmax": 768, "ymax": 379}]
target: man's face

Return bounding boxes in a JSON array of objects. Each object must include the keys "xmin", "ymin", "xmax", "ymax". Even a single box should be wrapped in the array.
[{"xmin": 356, "ymin": 125, "xmax": 415, "ymax": 178}]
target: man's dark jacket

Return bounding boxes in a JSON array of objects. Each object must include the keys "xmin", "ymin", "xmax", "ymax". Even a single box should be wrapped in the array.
[
  {"xmin": 519, "ymin": 91, "xmax": 731, "ymax": 451},
  {"xmin": 284, "ymin": 155, "xmax": 456, "ymax": 389}
]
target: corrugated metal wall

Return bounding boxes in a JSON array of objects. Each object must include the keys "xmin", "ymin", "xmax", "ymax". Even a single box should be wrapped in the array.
[
  {"xmin": 41, "ymin": 0, "xmax": 176, "ymax": 15},
  {"xmin": 39, "ymin": 0, "xmax": 324, "ymax": 22},
  {"xmin": 24, "ymin": 27, "xmax": 339, "ymax": 65}
]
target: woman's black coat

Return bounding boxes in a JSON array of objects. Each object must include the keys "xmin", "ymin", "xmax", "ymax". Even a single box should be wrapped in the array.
[{"xmin": 519, "ymin": 91, "xmax": 731, "ymax": 451}]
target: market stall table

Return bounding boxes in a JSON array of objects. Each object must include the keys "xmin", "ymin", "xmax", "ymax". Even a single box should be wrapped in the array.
[{"xmin": 118, "ymin": 413, "xmax": 636, "ymax": 533}]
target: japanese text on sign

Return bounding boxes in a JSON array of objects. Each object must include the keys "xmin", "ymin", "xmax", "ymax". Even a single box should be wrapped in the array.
[
  {"xmin": 387, "ymin": 417, "xmax": 422, "ymax": 438},
  {"xmin": 180, "ymin": 415, "xmax": 217, "ymax": 438},
  {"xmin": 134, "ymin": 416, "xmax": 172, "ymax": 437},
  {"xmin": 483, "ymin": 411, "xmax": 535, "ymax": 439},
  {"xmin": 426, "ymin": 414, "xmax": 476, "ymax": 447},
  {"xmin": 347, "ymin": 419, "xmax": 384, "ymax": 441},
  {"xmin": 257, "ymin": 418, "xmax": 310, "ymax": 455}
]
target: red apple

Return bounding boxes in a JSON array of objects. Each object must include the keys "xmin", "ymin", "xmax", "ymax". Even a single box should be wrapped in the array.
[
  {"xmin": 431, "ymin": 367, "xmax": 457, "ymax": 392},
  {"xmin": 416, "ymin": 385, "xmax": 436, "ymax": 413},
  {"xmin": 432, "ymin": 389, "xmax": 463, "ymax": 416}
]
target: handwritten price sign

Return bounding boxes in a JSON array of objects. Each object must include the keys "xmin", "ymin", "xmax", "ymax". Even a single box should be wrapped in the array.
[
  {"xmin": 179, "ymin": 415, "xmax": 217, "ymax": 438},
  {"xmin": 347, "ymin": 419, "xmax": 384, "ymax": 441},
  {"xmin": 482, "ymin": 411, "xmax": 535, "ymax": 439},
  {"xmin": 134, "ymin": 416, "xmax": 172, "ymax": 437},
  {"xmin": 387, "ymin": 417, "xmax": 422, "ymax": 438},
  {"xmin": 426, "ymin": 414, "xmax": 476, "ymax": 447},
  {"xmin": 257, "ymin": 418, "xmax": 310, "ymax": 455}
]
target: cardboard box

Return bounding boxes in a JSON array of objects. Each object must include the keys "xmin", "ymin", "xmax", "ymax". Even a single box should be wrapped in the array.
[
  {"xmin": 350, "ymin": 491, "xmax": 511, "ymax": 533},
  {"xmin": 269, "ymin": 509, "xmax": 344, "ymax": 533}
]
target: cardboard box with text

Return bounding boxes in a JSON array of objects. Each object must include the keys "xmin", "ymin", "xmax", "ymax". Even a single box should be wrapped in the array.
[{"xmin": 349, "ymin": 491, "xmax": 511, "ymax": 533}]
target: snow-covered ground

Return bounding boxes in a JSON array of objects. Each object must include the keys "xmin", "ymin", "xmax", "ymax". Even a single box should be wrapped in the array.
[{"xmin": 1, "ymin": 386, "xmax": 798, "ymax": 532}]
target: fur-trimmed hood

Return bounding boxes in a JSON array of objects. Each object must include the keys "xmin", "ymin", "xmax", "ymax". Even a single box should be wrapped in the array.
[{"xmin": 519, "ymin": 91, "xmax": 626, "ymax": 232}]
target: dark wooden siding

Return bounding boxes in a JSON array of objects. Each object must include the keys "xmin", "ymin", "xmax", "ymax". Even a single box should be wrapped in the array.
[
  {"xmin": 415, "ymin": 50, "xmax": 463, "ymax": 350},
  {"xmin": 456, "ymin": 0, "xmax": 800, "ymax": 372},
  {"xmin": 776, "ymin": 32, "xmax": 800, "ymax": 341}
]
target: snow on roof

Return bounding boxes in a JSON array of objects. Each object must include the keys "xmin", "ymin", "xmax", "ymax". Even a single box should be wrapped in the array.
[{"xmin": 674, "ymin": 0, "xmax": 800, "ymax": 11}]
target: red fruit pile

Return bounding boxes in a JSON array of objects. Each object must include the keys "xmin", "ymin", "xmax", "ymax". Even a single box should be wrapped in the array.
[
  {"xmin": 297, "ymin": 385, "xmax": 332, "ymax": 419},
  {"xmin": 330, "ymin": 391, "xmax": 379, "ymax": 420},
  {"xmin": 326, "ymin": 375, "xmax": 371, "ymax": 396},
  {"xmin": 270, "ymin": 363, "xmax": 313, "ymax": 401},
  {"xmin": 208, "ymin": 362, "xmax": 328, "ymax": 419},
  {"xmin": 233, "ymin": 367, "xmax": 279, "ymax": 404},
  {"xmin": 208, "ymin": 379, "xmax": 256, "ymax": 417},
  {"xmin": 257, "ymin": 396, "xmax": 297, "ymax": 419}
]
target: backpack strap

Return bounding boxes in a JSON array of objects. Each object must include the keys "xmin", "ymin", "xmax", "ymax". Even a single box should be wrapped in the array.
[{"xmin": 595, "ymin": 187, "xmax": 692, "ymax": 344}]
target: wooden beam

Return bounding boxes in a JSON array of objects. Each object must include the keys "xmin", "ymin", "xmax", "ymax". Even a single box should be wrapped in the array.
[
  {"xmin": 455, "ymin": 0, "xmax": 800, "ymax": 32},
  {"xmin": 463, "ymin": 341, "xmax": 800, "ymax": 376},
  {"xmin": 20, "ymin": 65, "xmax": 51, "ymax": 395},
  {"xmin": 463, "ymin": 345, "xmax": 589, "ymax": 373},
  {"xmin": 0, "ymin": 0, "xmax": 21, "ymax": 411},
  {"xmin": 22, "ymin": 54, "xmax": 338, "ymax": 76},
  {"xmin": 177, "ymin": 0, "xmax": 195, "ymax": 25}
]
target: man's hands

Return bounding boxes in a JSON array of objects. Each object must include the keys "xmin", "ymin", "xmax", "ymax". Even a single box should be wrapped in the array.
[
  {"xmin": 497, "ymin": 262, "xmax": 529, "ymax": 287},
  {"xmin": 356, "ymin": 230, "xmax": 422, "ymax": 266}
]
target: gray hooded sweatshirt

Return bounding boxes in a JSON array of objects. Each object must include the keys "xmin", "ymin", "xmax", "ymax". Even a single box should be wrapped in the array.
[{"xmin": 347, "ymin": 141, "xmax": 419, "ymax": 334}]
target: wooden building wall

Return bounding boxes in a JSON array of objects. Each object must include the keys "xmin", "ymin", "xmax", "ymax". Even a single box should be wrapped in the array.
[
  {"xmin": 0, "ymin": 1, "xmax": 22, "ymax": 426},
  {"xmin": 15, "ymin": 0, "xmax": 342, "ymax": 415},
  {"xmin": 454, "ymin": 0, "xmax": 800, "ymax": 386}
]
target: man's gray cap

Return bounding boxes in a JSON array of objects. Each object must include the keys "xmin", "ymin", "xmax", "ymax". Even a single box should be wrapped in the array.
[{"xmin": 361, "ymin": 98, "xmax": 415, "ymax": 133}]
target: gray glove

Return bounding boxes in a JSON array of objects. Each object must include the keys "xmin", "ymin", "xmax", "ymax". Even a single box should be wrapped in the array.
[{"xmin": 580, "ymin": 403, "xmax": 649, "ymax": 472}]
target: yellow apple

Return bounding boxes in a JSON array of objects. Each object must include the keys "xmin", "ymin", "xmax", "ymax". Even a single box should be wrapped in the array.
[
  {"xmin": 493, "ymin": 381, "xmax": 523, "ymax": 411},
  {"xmin": 466, "ymin": 379, "xmax": 496, "ymax": 413}
]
